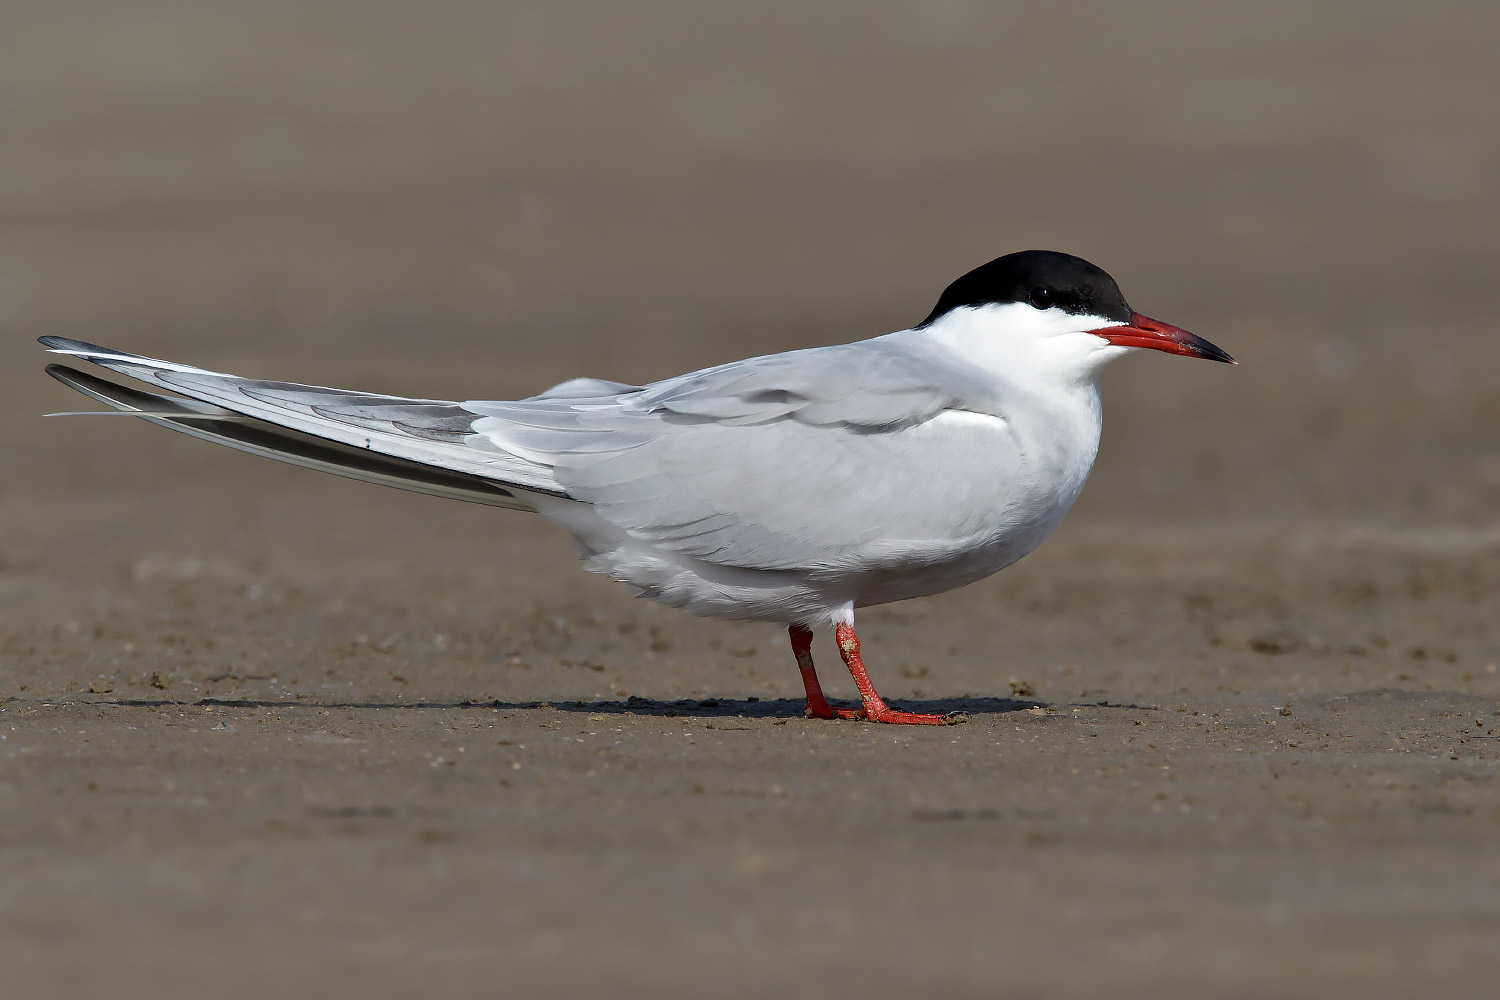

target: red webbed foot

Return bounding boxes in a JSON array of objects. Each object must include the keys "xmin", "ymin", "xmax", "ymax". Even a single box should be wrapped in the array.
[{"xmin": 789, "ymin": 623, "xmax": 960, "ymax": 725}]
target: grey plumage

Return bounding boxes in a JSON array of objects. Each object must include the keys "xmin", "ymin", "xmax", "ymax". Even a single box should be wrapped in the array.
[
  {"xmin": 39, "ymin": 322, "xmax": 1099, "ymax": 625},
  {"xmin": 41, "ymin": 337, "xmax": 566, "ymax": 498},
  {"xmin": 44, "ymin": 363, "xmax": 529, "ymax": 510}
]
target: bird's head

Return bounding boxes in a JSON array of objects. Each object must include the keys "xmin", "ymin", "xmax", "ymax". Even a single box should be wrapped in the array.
[{"xmin": 916, "ymin": 250, "xmax": 1234, "ymax": 384}]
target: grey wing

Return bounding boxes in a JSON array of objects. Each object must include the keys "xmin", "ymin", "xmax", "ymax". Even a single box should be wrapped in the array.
[
  {"xmin": 468, "ymin": 339, "xmax": 1022, "ymax": 571},
  {"xmin": 44, "ymin": 364, "xmax": 529, "ymax": 509},
  {"xmin": 467, "ymin": 337, "xmax": 979, "ymax": 456},
  {"xmin": 625, "ymin": 338, "xmax": 965, "ymax": 429},
  {"xmin": 40, "ymin": 337, "xmax": 566, "ymax": 497}
]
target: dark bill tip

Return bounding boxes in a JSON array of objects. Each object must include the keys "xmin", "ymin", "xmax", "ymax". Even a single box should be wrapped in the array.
[{"xmin": 1089, "ymin": 312, "xmax": 1235, "ymax": 364}]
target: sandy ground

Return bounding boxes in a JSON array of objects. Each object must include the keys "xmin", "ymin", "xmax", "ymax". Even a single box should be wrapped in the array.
[{"xmin": 3, "ymin": 3, "xmax": 1500, "ymax": 996}]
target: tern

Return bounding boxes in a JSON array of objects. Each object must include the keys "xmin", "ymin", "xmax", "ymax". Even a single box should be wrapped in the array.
[{"xmin": 41, "ymin": 250, "xmax": 1233, "ymax": 725}]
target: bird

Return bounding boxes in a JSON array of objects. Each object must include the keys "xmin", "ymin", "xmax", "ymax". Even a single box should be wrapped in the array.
[{"xmin": 40, "ymin": 250, "xmax": 1233, "ymax": 725}]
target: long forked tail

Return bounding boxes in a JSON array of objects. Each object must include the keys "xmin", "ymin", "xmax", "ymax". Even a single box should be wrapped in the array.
[{"xmin": 41, "ymin": 337, "xmax": 565, "ymax": 512}]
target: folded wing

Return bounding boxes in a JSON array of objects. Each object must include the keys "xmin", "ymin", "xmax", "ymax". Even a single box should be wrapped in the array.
[
  {"xmin": 43, "ymin": 335, "xmax": 1020, "ymax": 575},
  {"xmin": 467, "ymin": 339, "xmax": 1020, "ymax": 572},
  {"xmin": 40, "ymin": 337, "xmax": 566, "ymax": 500}
]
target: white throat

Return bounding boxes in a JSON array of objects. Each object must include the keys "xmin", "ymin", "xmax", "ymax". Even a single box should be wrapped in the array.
[{"xmin": 911, "ymin": 301, "xmax": 1131, "ymax": 390}]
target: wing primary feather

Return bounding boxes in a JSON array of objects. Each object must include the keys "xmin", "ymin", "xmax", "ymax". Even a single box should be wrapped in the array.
[
  {"xmin": 45, "ymin": 365, "xmax": 542, "ymax": 511},
  {"xmin": 39, "ymin": 338, "xmax": 568, "ymax": 498},
  {"xmin": 46, "ymin": 410, "xmax": 257, "ymax": 421}
]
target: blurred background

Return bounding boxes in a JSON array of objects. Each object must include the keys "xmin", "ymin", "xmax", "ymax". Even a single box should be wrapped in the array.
[
  {"xmin": 3, "ymin": 2, "xmax": 1499, "ymax": 996},
  {"xmin": 5, "ymin": 2, "xmax": 1499, "ymax": 518}
]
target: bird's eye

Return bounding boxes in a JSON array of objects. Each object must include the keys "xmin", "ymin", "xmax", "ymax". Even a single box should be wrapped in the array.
[{"xmin": 1027, "ymin": 286, "xmax": 1054, "ymax": 310}]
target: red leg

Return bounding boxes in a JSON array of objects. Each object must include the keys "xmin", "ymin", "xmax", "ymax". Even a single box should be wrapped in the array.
[
  {"xmin": 834, "ymin": 623, "xmax": 948, "ymax": 725},
  {"xmin": 788, "ymin": 625, "xmax": 858, "ymax": 719}
]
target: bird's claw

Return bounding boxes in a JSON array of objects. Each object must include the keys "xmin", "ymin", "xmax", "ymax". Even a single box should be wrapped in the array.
[
  {"xmin": 804, "ymin": 703, "xmax": 862, "ymax": 720},
  {"xmin": 857, "ymin": 707, "xmax": 952, "ymax": 726},
  {"xmin": 805, "ymin": 702, "xmax": 966, "ymax": 725}
]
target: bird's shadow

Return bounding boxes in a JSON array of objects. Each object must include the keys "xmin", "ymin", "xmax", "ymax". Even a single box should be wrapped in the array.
[{"xmin": 77, "ymin": 694, "xmax": 1102, "ymax": 719}]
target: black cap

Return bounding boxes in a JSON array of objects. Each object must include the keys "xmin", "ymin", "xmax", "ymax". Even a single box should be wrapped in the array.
[{"xmin": 918, "ymin": 250, "xmax": 1134, "ymax": 328}]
